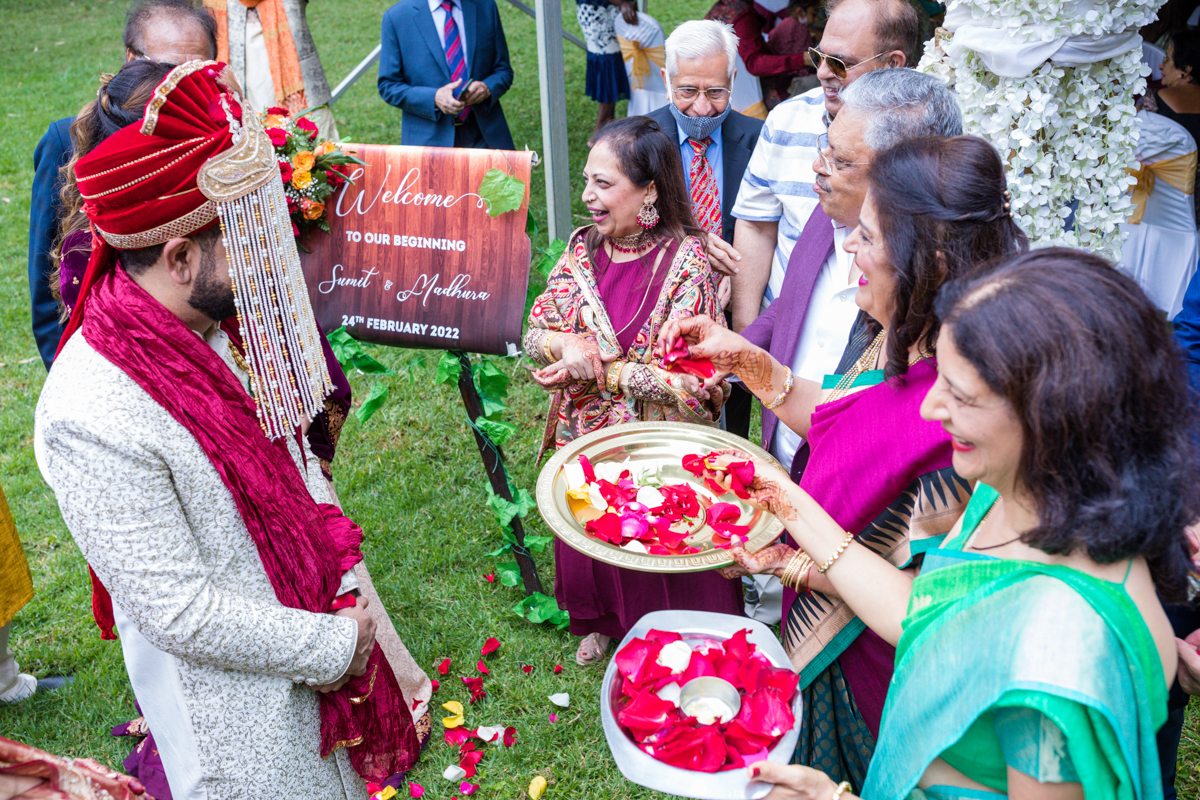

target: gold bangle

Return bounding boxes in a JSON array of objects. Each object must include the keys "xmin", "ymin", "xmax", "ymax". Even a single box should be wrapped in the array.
[
  {"xmin": 779, "ymin": 550, "xmax": 811, "ymax": 591},
  {"xmin": 831, "ymin": 781, "xmax": 852, "ymax": 800},
  {"xmin": 816, "ymin": 531, "xmax": 854, "ymax": 574},
  {"xmin": 606, "ymin": 360, "xmax": 626, "ymax": 394},
  {"xmin": 764, "ymin": 366, "xmax": 794, "ymax": 410},
  {"xmin": 800, "ymin": 561, "xmax": 814, "ymax": 592},
  {"xmin": 542, "ymin": 332, "xmax": 560, "ymax": 364}
]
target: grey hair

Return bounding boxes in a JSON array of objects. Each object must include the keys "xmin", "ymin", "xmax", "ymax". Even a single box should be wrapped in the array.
[
  {"xmin": 665, "ymin": 20, "xmax": 739, "ymax": 80},
  {"xmin": 838, "ymin": 69, "xmax": 963, "ymax": 152}
]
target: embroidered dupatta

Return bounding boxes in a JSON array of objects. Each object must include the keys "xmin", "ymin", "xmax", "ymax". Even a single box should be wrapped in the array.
[
  {"xmin": 81, "ymin": 267, "xmax": 418, "ymax": 781},
  {"xmin": 528, "ymin": 227, "xmax": 727, "ymax": 458}
]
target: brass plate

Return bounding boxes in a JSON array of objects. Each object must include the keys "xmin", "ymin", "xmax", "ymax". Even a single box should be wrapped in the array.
[{"xmin": 535, "ymin": 421, "xmax": 784, "ymax": 573}]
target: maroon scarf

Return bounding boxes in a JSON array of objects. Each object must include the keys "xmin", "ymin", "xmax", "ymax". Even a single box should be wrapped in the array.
[{"xmin": 79, "ymin": 267, "xmax": 417, "ymax": 781}]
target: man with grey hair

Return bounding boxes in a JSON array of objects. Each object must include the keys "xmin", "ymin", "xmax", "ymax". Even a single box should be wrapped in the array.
[
  {"xmin": 647, "ymin": 18, "xmax": 764, "ymax": 436},
  {"xmin": 729, "ymin": 0, "xmax": 920, "ymax": 334},
  {"xmin": 732, "ymin": 67, "xmax": 961, "ymax": 623}
]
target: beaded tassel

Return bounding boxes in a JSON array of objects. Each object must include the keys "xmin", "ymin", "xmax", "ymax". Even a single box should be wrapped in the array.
[{"xmin": 219, "ymin": 179, "xmax": 332, "ymax": 439}]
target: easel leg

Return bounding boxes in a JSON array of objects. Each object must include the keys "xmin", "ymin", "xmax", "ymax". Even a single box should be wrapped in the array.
[{"xmin": 454, "ymin": 353, "xmax": 544, "ymax": 596}]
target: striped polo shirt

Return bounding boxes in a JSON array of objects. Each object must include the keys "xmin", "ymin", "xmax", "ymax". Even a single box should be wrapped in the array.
[{"xmin": 731, "ymin": 86, "xmax": 828, "ymax": 308}]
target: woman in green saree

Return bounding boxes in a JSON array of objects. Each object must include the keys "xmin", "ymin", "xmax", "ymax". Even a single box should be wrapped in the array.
[{"xmin": 728, "ymin": 248, "xmax": 1198, "ymax": 799}]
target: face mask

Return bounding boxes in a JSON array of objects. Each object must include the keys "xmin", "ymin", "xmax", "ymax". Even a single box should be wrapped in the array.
[{"xmin": 667, "ymin": 87, "xmax": 733, "ymax": 141}]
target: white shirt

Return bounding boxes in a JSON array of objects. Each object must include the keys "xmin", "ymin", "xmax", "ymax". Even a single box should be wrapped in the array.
[
  {"xmin": 429, "ymin": 0, "xmax": 470, "ymax": 74},
  {"xmin": 731, "ymin": 86, "xmax": 827, "ymax": 309},
  {"xmin": 770, "ymin": 224, "xmax": 859, "ymax": 468}
]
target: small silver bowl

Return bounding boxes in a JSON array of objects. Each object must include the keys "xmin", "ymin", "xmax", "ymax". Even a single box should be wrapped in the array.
[{"xmin": 679, "ymin": 676, "xmax": 742, "ymax": 724}]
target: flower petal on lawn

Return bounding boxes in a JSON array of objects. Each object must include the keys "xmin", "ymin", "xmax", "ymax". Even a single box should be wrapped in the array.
[
  {"xmin": 409, "ymin": 782, "xmax": 425, "ymax": 798},
  {"xmin": 528, "ymin": 776, "xmax": 548, "ymax": 800},
  {"xmin": 441, "ymin": 701, "xmax": 465, "ymax": 729},
  {"xmin": 437, "ymin": 658, "xmax": 451, "ymax": 676},
  {"xmin": 475, "ymin": 725, "xmax": 501, "ymax": 743},
  {"xmin": 548, "ymin": 712, "xmax": 558, "ymax": 722},
  {"xmin": 503, "ymin": 726, "xmax": 518, "ymax": 746},
  {"xmin": 477, "ymin": 660, "xmax": 489, "ymax": 675},
  {"xmin": 484, "ymin": 573, "xmax": 495, "ymax": 583},
  {"xmin": 481, "ymin": 637, "xmax": 501, "ymax": 656},
  {"xmin": 548, "ymin": 692, "xmax": 570, "ymax": 707},
  {"xmin": 431, "ymin": 679, "xmax": 439, "ymax": 693},
  {"xmin": 461, "ymin": 676, "xmax": 487, "ymax": 703},
  {"xmin": 522, "ymin": 665, "xmax": 534, "ymax": 674},
  {"xmin": 444, "ymin": 727, "xmax": 472, "ymax": 746},
  {"xmin": 553, "ymin": 664, "xmax": 563, "ymax": 674},
  {"xmin": 442, "ymin": 765, "xmax": 467, "ymax": 782},
  {"xmin": 459, "ymin": 782, "xmax": 478, "ymax": 795}
]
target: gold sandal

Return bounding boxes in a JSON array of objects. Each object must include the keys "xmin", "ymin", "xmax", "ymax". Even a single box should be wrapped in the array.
[{"xmin": 575, "ymin": 632, "xmax": 612, "ymax": 666}]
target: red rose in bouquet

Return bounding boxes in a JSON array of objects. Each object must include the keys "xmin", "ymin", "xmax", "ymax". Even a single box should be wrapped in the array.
[{"xmin": 266, "ymin": 127, "xmax": 288, "ymax": 147}]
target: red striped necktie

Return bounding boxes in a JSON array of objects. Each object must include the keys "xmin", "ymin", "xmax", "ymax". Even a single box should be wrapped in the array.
[
  {"xmin": 441, "ymin": 1, "xmax": 470, "ymax": 121},
  {"xmin": 688, "ymin": 137, "xmax": 721, "ymax": 237}
]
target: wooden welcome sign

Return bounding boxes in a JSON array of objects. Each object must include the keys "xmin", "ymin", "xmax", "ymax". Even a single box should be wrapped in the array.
[{"xmin": 299, "ymin": 144, "xmax": 535, "ymax": 356}]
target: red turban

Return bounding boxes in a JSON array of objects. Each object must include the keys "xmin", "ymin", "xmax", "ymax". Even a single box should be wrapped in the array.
[{"xmin": 57, "ymin": 61, "xmax": 240, "ymax": 356}]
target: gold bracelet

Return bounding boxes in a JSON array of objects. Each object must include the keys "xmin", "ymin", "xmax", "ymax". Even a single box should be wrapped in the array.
[
  {"xmin": 831, "ymin": 781, "xmax": 852, "ymax": 800},
  {"xmin": 764, "ymin": 366, "xmax": 794, "ymax": 410},
  {"xmin": 779, "ymin": 550, "xmax": 811, "ymax": 591},
  {"xmin": 606, "ymin": 360, "xmax": 626, "ymax": 394},
  {"xmin": 816, "ymin": 531, "xmax": 855, "ymax": 574},
  {"xmin": 542, "ymin": 332, "xmax": 560, "ymax": 364}
]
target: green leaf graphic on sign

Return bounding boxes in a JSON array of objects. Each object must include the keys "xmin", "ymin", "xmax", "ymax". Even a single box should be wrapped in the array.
[{"xmin": 478, "ymin": 168, "xmax": 526, "ymax": 217}]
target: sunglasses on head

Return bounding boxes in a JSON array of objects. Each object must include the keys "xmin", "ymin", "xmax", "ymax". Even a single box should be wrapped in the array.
[{"xmin": 808, "ymin": 47, "xmax": 891, "ymax": 80}]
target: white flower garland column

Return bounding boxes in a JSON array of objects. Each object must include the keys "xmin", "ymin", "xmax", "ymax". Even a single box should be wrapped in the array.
[{"xmin": 920, "ymin": 0, "xmax": 1163, "ymax": 259}]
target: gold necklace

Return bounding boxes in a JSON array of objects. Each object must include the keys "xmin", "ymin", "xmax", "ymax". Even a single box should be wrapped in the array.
[
  {"xmin": 609, "ymin": 229, "xmax": 654, "ymax": 253},
  {"xmin": 825, "ymin": 329, "xmax": 886, "ymax": 403}
]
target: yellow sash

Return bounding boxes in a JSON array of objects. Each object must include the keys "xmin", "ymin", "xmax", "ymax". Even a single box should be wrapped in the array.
[
  {"xmin": 1127, "ymin": 151, "xmax": 1197, "ymax": 224},
  {"xmin": 617, "ymin": 36, "xmax": 666, "ymax": 91}
]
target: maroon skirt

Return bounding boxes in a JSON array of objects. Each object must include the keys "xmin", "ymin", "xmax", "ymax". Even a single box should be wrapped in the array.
[{"xmin": 554, "ymin": 538, "xmax": 745, "ymax": 639}]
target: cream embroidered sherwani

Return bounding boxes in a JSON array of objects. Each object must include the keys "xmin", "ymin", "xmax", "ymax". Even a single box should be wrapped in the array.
[{"xmin": 35, "ymin": 327, "xmax": 367, "ymax": 800}]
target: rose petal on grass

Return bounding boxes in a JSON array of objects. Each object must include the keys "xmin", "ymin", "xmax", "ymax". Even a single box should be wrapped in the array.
[
  {"xmin": 431, "ymin": 679, "xmax": 439, "ymax": 693},
  {"xmin": 548, "ymin": 712, "xmax": 558, "ymax": 722},
  {"xmin": 484, "ymin": 573, "xmax": 495, "ymax": 583},
  {"xmin": 437, "ymin": 658, "xmax": 451, "ymax": 676},
  {"xmin": 503, "ymin": 726, "xmax": 518, "ymax": 746},
  {"xmin": 409, "ymin": 782, "xmax": 425, "ymax": 798},
  {"xmin": 442, "ymin": 765, "xmax": 467, "ymax": 782},
  {"xmin": 461, "ymin": 676, "xmax": 487, "ymax": 703},
  {"xmin": 548, "ymin": 692, "xmax": 570, "ymax": 707},
  {"xmin": 441, "ymin": 701, "xmax": 465, "ymax": 729},
  {"xmin": 444, "ymin": 727, "xmax": 473, "ymax": 746},
  {"xmin": 477, "ymin": 660, "xmax": 490, "ymax": 675},
  {"xmin": 522, "ymin": 665, "xmax": 534, "ymax": 674},
  {"xmin": 481, "ymin": 637, "xmax": 501, "ymax": 656},
  {"xmin": 475, "ymin": 725, "xmax": 501, "ymax": 743},
  {"xmin": 528, "ymin": 775, "xmax": 548, "ymax": 800},
  {"xmin": 553, "ymin": 664, "xmax": 563, "ymax": 674},
  {"xmin": 460, "ymin": 782, "xmax": 478, "ymax": 795},
  {"xmin": 459, "ymin": 746, "xmax": 483, "ymax": 777}
]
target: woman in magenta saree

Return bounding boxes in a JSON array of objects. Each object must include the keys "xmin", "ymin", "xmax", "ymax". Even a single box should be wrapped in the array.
[
  {"xmin": 659, "ymin": 136, "xmax": 1029, "ymax": 787},
  {"xmin": 524, "ymin": 116, "xmax": 738, "ymax": 666}
]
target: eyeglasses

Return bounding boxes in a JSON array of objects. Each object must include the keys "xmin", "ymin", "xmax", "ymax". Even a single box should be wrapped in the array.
[
  {"xmin": 816, "ymin": 133, "xmax": 869, "ymax": 173},
  {"xmin": 808, "ymin": 47, "xmax": 891, "ymax": 80},
  {"xmin": 672, "ymin": 86, "xmax": 732, "ymax": 103}
]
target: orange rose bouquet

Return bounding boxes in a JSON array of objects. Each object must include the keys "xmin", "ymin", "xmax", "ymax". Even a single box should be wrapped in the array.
[{"xmin": 260, "ymin": 107, "xmax": 366, "ymax": 247}]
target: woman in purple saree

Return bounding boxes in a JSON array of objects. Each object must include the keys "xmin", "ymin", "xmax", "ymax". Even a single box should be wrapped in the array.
[{"xmin": 658, "ymin": 135, "xmax": 1028, "ymax": 788}]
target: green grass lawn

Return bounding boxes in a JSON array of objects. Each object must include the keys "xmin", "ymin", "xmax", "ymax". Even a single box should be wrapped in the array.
[{"xmin": 1, "ymin": 1, "xmax": 1198, "ymax": 798}]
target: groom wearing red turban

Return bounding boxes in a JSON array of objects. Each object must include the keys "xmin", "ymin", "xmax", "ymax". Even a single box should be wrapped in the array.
[{"xmin": 35, "ymin": 61, "xmax": 418, "ymax": 799}]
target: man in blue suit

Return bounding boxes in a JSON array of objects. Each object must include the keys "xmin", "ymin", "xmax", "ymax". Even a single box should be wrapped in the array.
[
  {"xmin": 28, "ymin": 0, "xmax": 216, "ymax": 369},
  {"xmin": 378, "ymin": 0, "xmax": 515, "ymax": 150}
]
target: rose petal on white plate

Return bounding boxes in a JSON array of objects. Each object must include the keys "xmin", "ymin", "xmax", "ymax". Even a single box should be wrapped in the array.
[
  {"xmin": 621, "ymin": 539, "xmax": 648, "ymax": 554},
  {"xmin": 656, "ymin": 640, "xmax": 693, "ymax": 674},
  {"xmin": 655, "ymin": 681, "xmax": 682, "ymax": 707},
  {"xmin": 548, "ymin": 692, "xmax": 571, "ymax": 707},
  {"xmin": 442, "ymin": 765, "xmax": 467, "ymax": 782}
]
